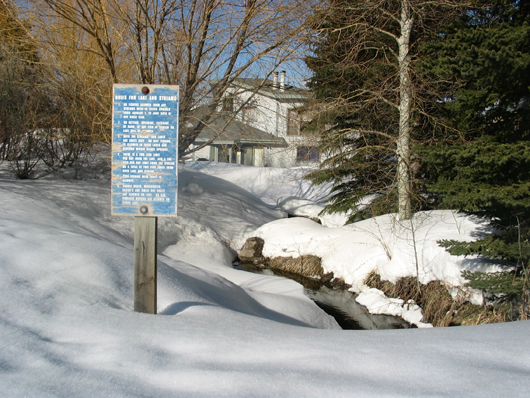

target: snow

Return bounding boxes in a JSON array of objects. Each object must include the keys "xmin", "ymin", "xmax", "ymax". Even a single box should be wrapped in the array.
[
  {"xmin": 0, "ymin": 160, "xmax": 529, "ymax": 397},
  {"xmin": 356, "ymin": 287, "xmax": 431, "ymax": 328},
  {"xmin": 186, "ymin": 161, "xmax": 330, "ymax": 205}
]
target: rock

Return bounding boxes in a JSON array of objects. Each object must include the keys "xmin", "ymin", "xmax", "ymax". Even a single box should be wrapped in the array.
[
  {"xmin": 330, "ymin": 277, "xmax": 351, "ymax": 290},
  {"xmin": 238, "ymin": 237, "xmax": 265, "ymax": 265},
  {"xmin": 321, "ymin": 272, "xmax": 334, "ymax": 284}
]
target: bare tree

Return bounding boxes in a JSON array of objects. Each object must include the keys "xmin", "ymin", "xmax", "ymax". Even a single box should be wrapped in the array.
[
  {"xmin": 0, "ymin": 0, "xmax": 54, "ymax": 178},
  {"xmin": 31, "ymin": 0, "xmax": 309, "ymax": 156}
]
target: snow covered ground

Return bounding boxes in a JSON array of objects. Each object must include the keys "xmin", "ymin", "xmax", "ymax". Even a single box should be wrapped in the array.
[{"xmin": 0, "ymin": 160, "xmax": 529, "ymax": 397}]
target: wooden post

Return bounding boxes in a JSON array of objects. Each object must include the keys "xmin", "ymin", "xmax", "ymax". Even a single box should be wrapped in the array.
[{"xmin": 134, "ymin": 216, "xmax": 157, "ymax": 314}]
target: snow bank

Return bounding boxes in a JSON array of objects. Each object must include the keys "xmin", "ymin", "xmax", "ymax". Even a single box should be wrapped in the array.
[
  {"xmin": 1, "ymin": 161, "xmax": 529, "ymax": 397},
  {"xmin": 185, "ymin": 162, "xmax": 508, "ymax": 324},
  {"xmin": 186, "ymin": 161, "xmax": 330, "ymax": 205},
  {"xmin": 356, "ymin": 287, "xmax": 432, "ymax": 328},
  {"xmin": 277, "ymin": 196, "xmax": 349, "ymax": 227},
  {"xmin": 252, "ymin": 211, "xmax": 502, "ymax": 302}
]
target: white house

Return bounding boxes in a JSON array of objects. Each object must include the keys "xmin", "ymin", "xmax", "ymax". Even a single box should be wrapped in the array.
[{"xmin": 190, "ymin": 71, "xmax": 319, "ymax": 167}]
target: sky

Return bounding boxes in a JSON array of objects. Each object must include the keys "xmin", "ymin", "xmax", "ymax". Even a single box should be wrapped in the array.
[{"xmin": 0, "ymin": 160, "xmax": 529, "ymax": 397}]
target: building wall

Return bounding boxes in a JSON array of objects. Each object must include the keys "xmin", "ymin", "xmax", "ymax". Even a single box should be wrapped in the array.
[
  {"xmin": 189, "ymin": 145, "xmax": 211, "ymax": 161},
  {"xmin": 232, "ymin": 88, "xmax": 320, "ymax": 168},
  {"xmin": 193, "ymin": 83, "xmax": 321, "ymax": 168}
]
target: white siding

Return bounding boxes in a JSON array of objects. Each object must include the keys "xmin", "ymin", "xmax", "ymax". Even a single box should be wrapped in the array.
[{"xmin": 197, "ymin": 82, "xmax": 320, "ymax": 167}]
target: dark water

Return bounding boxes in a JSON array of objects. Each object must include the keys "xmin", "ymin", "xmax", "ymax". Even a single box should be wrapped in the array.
[{"xmin": 235, "ymin": 262, "xmax": 412, "ymax": 330}]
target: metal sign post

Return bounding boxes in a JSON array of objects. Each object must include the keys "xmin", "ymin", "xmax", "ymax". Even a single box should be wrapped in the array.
[{"xmin": 111, "ymin": 84, "xmax": 179, "ymax": 314}]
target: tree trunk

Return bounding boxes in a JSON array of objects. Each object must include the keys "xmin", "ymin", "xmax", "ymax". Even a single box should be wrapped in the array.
[{"xmin": 397, "ymin": 0, "xmax": 413, "ymax": 220}]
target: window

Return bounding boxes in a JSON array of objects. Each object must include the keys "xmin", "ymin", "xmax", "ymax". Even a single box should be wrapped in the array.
[
  {"xmin": 287, "ymin": 109, "xmax": 300, "ymax": 136},
  {"xmin": 288, "ymin": 108, "xmax": 313, "ymax": 136},
  {"xmin": 296, "ymin": 146, "xmax": 320, "ymax": 162},
  {"xmin": 242, "ymin": 103, "xmax": 258, "ymax": 123},
  {"xmin": 222, "ymin": 97, "xmax": 234, "ymax": 112}
]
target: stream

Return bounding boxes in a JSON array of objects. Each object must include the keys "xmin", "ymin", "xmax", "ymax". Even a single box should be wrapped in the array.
[{"xmin": 235, "ymin": 262, "xmax": 413, "ymax": 330}]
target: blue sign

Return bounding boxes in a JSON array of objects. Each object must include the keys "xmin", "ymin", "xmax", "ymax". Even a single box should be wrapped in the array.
[{"xmin": 112, "ymin": 84, "xmax": 179, "ymax": 216}]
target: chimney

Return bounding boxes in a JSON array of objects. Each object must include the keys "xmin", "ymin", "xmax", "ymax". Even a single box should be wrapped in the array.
[
  {"xmin": 280, "ymin": 70, "xmax": 286, "ymax": 91},
  {"xmin": 272, "ymin": 71, "xmax": 279, "ymax": 89}
]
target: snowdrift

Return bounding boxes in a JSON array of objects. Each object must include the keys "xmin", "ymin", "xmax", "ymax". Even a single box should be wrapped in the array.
[{"xmin": 0, "ymin": 163, "xmax": 529, "ymax": 397}]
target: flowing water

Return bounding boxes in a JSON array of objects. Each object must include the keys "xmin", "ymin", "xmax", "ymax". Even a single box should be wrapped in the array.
[{"xmin": 235, "ymin": 262, "xmax": 413, "ymax": 330}]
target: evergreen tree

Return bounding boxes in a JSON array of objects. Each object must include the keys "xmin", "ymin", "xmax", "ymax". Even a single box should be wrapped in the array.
[
  {"xmin": 420, "ymin": 0, "xmax": 530, "ymax": 302},
  {"xmin": 304, "ymin": 0, "xmax": 396, "ymax": 221},
  {"xmin": 305, "ymin": 0, "xmax": 469, "ymax": 222}
]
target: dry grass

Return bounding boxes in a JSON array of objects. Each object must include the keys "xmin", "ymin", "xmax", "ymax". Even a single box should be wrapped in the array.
[
  {"xmin": 363, "ymin": 271, "xmax": 508, "ymax": 327},
  {"xmin": 451, "ymin": 303, "xmax": 507, "ymax": 325},
  {"xmin": 267, "ymin": 255, "xmax": 324, "ymax": 277}
]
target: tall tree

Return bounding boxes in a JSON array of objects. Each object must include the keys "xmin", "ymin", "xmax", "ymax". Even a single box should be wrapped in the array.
[
  {"xmin": 420, "ymin": 0, "xmax": 530, "ymax": 302},
  {"xmin": 305, "ymin": 0, "xmax": 469, "ymax": 221},
  {"xmin": 32, "ymin": 0, "xmax": 307, "ymax": 156}
]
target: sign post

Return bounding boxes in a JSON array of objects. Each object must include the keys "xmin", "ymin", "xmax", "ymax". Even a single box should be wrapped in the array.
[{"xmin": 111, "ymin": 84, "xmax": 179, "ymax": 314}]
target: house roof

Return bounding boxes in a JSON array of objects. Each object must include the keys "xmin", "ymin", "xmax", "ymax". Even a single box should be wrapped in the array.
[
  {"xmin": 225, "ymin": 78, "xmax": 311, "ymax": 103},
  {"xmin": 193, "ymin": 113, "xmax": 288, "ymax": 148}
]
